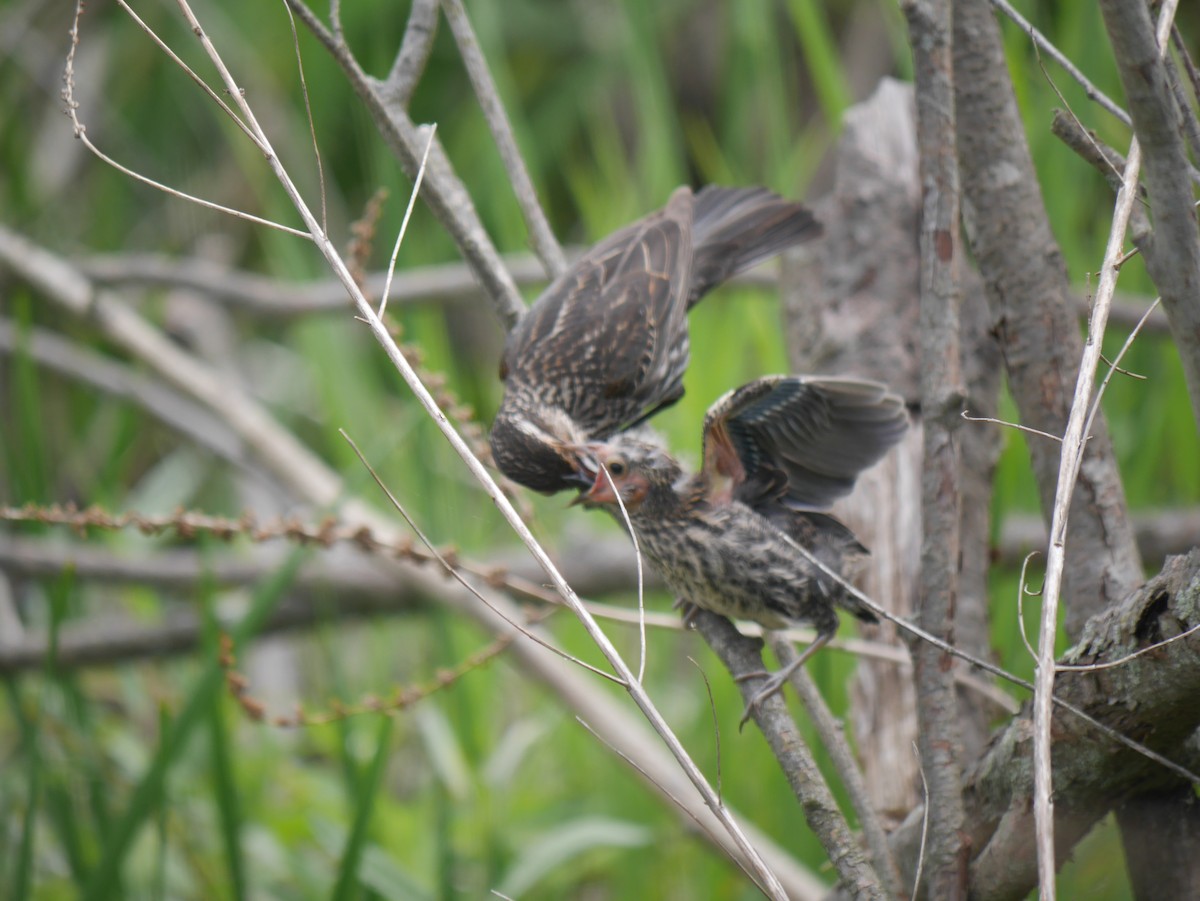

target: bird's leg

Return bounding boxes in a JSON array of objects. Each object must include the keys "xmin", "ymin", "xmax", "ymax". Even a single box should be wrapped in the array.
[
  {"xmin": 736, "ymin": 631, "xmax": 831, "ymax": 730},
  {"xmin": 673, "ymin": 597, "xmax": 702, "ymax": 629}
]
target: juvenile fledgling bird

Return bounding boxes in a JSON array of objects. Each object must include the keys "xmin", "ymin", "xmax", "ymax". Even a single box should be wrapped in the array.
[
  {"xmin": 573, "ymin": 375, "xmax": 908, "ymax": 721},
  {"xmin": 489, "ymin": 186, "xmax": 821, "ymax": 494}
]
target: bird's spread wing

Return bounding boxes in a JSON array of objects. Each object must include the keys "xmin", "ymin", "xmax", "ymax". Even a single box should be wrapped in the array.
[
  {"xmin": 500, "ymin": 187, "xmax": 694, "ymax": 438},
  {"xmin": 701, "ymin": 376, "xmax": 908, "ymax": 510},
  {"xmin": 688, "ymin": 186, "xmax": 822, "ymax": 307}
]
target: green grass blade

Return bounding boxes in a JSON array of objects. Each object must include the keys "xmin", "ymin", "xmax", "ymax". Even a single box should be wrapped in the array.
[
  {"xmin": 785, "ymin": 0, "xmax": 853, "ymax": 123},
  {"xmin": 9, "ymin": 684, "xmax": 42, "ymax": 901},
  {"xmin": 81, "ymin": 550, "xmax": 306, "ymax": 901},
  {"xmin": 331, "ymin": 715, "xmax": 394, "ymax": 901},
  {"xmin": 201, "ymin": 561, "xmax": 247, "ymax": 901}
]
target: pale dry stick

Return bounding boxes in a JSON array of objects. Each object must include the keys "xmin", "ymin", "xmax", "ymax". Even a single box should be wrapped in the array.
[
  {"xmin": 1031, "ymin": 4, "xmax": 1179, "ymax": 892},
  {"xmin": 573, "ymin": 716, "xmax": 791, "ymax": 900},
  {"xmin": 986, "ymin": 0, "xmax": 1130, "ymax": 125},
  {"xmin": 164, "ymin": 1, "xmax": 787, "ymax": 893},
  {"xmin": 767, "ymin": 635, "xmax": 901, "ymax": 896},
  {"xmin": 61, "ymin": 5, "xmax": 309, "ymax": 240},
  {"xmin": 341, "ymin": 430, "xmax": 619, "ymax": 685},
  {"xmin": 280, "ymin": 0, "xmax": 327, "ymax": 235},
  {"xmin": 438, "ymin": 0, "xmax": 567, "ymax": 278},
  {"xmin": 1015, "ymin": 552, "xmax": 1042, "ymax": 663},
  {"xmin": 0, "ymin": 320, "xmax": 255, "ymax": 473},
  {"xmin": 910, "ymin": 741, "xmax": 930, "ymax": 901},
  {"xmin": 282, "ymin": 0, "xmax": 527, "ymax": 328},
  {"xmin": 589, "ymin": 457, "xmax": 649, "ymax": 684},
  {"xmin": 72, "ymin": 248, "xmax": 1173, "ymax": 332},
  {"xmin": 380, "ymin": 126, "xmax": 436, "ymax": 318},
  {"xmin": 688, "ymin": 657, "xmax": 723, "ymax": 805},
  {"xmin": 1032, "ymin": 141, "xmax": 1141, "ymax": 901},
  {"xmin": 1080, "ymin": 299, "xmax": 1164, "ymax": 467},
  {"xmin": 1057, "ymin": 622, "xmax": 1200, "ymax": 673},
  {"xmin": 960, "ymin": 411, "xmax": 1064, "ymax": 443},
  {"xmin": 0, "ymin": 507, "xmax": 1018, "ymax": 710}
]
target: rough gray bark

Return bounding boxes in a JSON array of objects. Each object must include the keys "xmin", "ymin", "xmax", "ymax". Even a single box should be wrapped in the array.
[
  {"xmin": 1097, "ymin": 0, "xmax": 1200, "ymax": 433},
  {"xmin": 784, "ymin": 77, "xmax": 1000, "ymax": 821},
  {"xmin": 882, "ymin": 550, "xmax": 1200, "ymax": 900},
  {"xmin": 1118, "ymin": 787, "xmax": 1200, "ymax": 901},
  {"xmin": 692, "ymin": 612, "xmax": 887, "ymax": 900},
  {"xmin": 953, "ymin": 0, "xmax": 1143, "ymax": 637},
  {"xmin": 968, "ymin": 551, "xmax": 1200, "ymax": 898},
  {"xmin": 903, "ymin": 0, "xmax": 969, "ymax": 893}
]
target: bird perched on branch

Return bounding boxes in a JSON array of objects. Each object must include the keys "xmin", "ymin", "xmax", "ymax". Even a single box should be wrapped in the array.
[
  {"xmin": 572, "ymin": 375, "xmax": 908, "ymax": 722},
  {"xmin": 489, "ymin": 185, "xmax": 821, "ymax": 494}
]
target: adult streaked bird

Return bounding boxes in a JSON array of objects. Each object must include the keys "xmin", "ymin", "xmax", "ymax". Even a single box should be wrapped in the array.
[
  {"xmin": 573, "ymin": 375, "xmax": 908, "ymax": 722},
  {"xmin": 489, "ymin": 185, "xmax": 821, "ymax": 494}
]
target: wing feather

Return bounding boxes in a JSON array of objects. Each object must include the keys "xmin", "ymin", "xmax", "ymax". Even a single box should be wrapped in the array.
[
  {"xmin": 501, "ymin": 187, "xmax": 694, "ymax": 437},
  {"xmin": 701, "ymin": 375, "xmax": 908, "ymax": 510}
]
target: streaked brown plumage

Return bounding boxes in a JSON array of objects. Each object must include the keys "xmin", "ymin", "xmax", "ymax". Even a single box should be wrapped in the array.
[
  {"xmin": 489, "ymin": 185, "xmax": 821, "ymax": 494},
  {"xmin": 574, "ymin": 375, "xmax": 908, "ymax": 719}
]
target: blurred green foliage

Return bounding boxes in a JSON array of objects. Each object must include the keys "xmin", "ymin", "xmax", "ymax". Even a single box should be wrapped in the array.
[{"xmin": 2, "ymin": 0, "xmax": 1197, "ymax": 898}]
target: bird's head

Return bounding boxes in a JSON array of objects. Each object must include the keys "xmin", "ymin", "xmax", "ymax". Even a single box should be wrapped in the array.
[
  {"xmin": 571, "ymin": 437, "xmax": 684, "ymax": 514},
  {"xmin": 488, "ymin": 402, "xmax": 594, "ymax": 494}
]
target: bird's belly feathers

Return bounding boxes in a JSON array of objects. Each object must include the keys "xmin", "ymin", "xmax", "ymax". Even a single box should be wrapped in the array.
[{"xmin": 633, "ymin": 509, "xmax": 847, "ymax": 633}]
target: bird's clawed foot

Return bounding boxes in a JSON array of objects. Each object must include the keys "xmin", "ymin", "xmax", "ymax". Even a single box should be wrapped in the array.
[
  {"xmin": 673, "ymin": 599, "xmax": 701, "ymax": 629},
  {"xmin": 734, "ymin": 632, "xmax": 832, "ymax": 730},
  {"xmin": 736, "ymin": 658, "xmax": 804, "ymax": 730}
]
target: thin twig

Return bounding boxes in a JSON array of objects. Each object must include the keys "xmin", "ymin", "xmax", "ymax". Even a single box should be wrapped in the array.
[
  {"xmin": 1032, "ymin": 4, "xmax": 1179, "ymax": 893},
  {"xmin": 911, "ymin": 741, "xmax": 931, "ymax": 901},
  {"xmin": 382, "ymin": 0, "xmax": 438, "ymax": 108},
  {"xmin": 341, "ymin": 430, "xmax": 620, "ymax": 684},
  {"xmin": 281, "ymin": 0, "xmax": 527, "ymax": 327},
  {"xmin": 379, "ymin": 125, "xmax": 436, "ymax": 318},
  {"xmin": 438, "ymin": 0, "xmax": 567, "ymax": 278},
  {"xmin": 689, "ymin": 657, "xmax": 722, "ymax": 806},
  {"xmin": 572, "ymin": 716, "xmax": 774, "ymax": 900},
  {"xmin": 1057, "ymin": 621, "xmax": 1200, "ymax": 673},
  {"xmin": 767, "ymin": 635, "xmax": 901, "ymax": 895},
  {"xmin": 1081, "ymin": 299, "xmax": 1163, "ymax": 458},
  {"xmin": 281, "ymin": 0, "xmax": 327, "ymax": 235},
  {"xmin": 771, "ymin": 527, "xmax": 1200, "ymax": 785},
  {"xmin": 164, "ymin": 0, "xmax": 787, "ymax": 890},
  {"xmin": 1032, "ymin": 140, "xmax": 1140, "ymax": 901},
  {"xmin": 1016, "ymin": 552, "xmax": 1042, "ymax": 663},
  {"xmin": 961, "ymin": 410, "xmax": 1065, "ymax": 443},
  {"xmin": 1173, "ymin": 26, "xmax": 1200, "ymax": 103},
  {"xmin": 61, "ymin": 3, "xmax": 310, "ymax": 239},
  {"xmin": 591, "ymin": 457, "xmax": 649, "ymax": 684},
  {"xmin": 986, "ymin": 0, "xmax": 1130, "ymax": 125}
]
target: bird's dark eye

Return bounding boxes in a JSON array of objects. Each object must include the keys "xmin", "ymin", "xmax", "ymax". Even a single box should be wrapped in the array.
[{"xmin": 608, "ymin": 458, "xmax": 627, "ymax": 476}]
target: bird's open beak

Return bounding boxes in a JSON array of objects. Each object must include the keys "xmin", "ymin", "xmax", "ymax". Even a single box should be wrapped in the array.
[{"xmin": 564, "ymin": 443, "xmax": 607, "ymax": 506}]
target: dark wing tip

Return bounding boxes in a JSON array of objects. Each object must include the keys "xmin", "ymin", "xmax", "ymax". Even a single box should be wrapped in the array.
[
  {"xmin": 688, "ymin": 186, "xmax": 824, "ymax": 306},
  {"xmin": 706, "ymin": 375, "xmax": 908, "ymax": 510}
]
